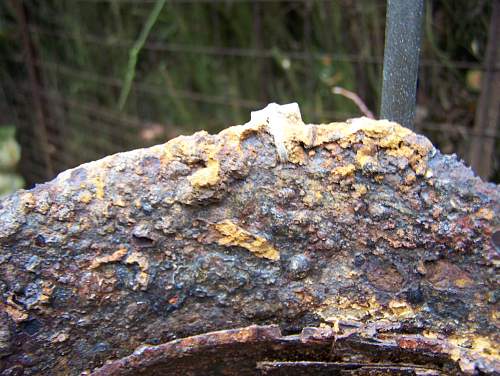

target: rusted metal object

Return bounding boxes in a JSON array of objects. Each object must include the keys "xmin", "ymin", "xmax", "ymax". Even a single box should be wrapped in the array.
[
  {"xmin": 0, "ymin": 104, "xmax": 498, "ymax": 375},
  {"xmin": 90, "ymin": 325, "xmax": 460, "ymax": 375}
]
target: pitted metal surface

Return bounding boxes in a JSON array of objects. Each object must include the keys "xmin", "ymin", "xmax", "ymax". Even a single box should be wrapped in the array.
[{"xmin": 0, "ymin": 105, "xmax": 498, "ymax": 375}]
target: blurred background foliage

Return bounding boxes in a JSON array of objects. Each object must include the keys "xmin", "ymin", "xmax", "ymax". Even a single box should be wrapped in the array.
[
  {"xmin": 0, "ymin": 126, "xmax": 24, "ymax": 197},
  {"xmin": 0, "ymin": 0, "xmax": 497, "ymax": 189}
]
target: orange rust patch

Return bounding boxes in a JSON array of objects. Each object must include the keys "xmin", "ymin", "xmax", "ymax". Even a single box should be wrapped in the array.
[
  {"xmin": 356, "ymin": 143, "xmax": 378, "ymax": 169},
  {"xmin": 4, "ymin": 295, "xmax": 28, "ymax": 322},
  {"xmin": 35, "ymin": 281, "xmax": 54, "ymax": 307},
  {"xmin": 20, "ymin": 192, "xmax": 36, "ymax": 213},
  {"xmin": 332, "ymin": 164, "xmax": 356, "ymax": 178},
  {"xmin": 89, "ymin": 248, "xmax": 128, "ymax": 269},
  {"xmin": 388, "ymin": 300, "xmax": 415, "ymax": 318},
  {"xmin": 352, "ymin": 183, "xmax": 368, "ymax": 197},
  {"xmin": 294, "ymin": 290, "xmax": 315, "ymax": 305},
  {"xmin": 113, "ymin": 198, "xmax": 127, "ymax": 207},
  {"xmin": 476, "ymin": 208, "xmax": 494, "ymax": 221}
]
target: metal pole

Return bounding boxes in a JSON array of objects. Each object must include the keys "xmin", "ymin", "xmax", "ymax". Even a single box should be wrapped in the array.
[{"xmin": 380, "ymin": 0, "xmax": 424, "ymax": 130}]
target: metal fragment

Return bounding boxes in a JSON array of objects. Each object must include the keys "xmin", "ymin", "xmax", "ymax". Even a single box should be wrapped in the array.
[{"xmin": 0, "ymin": 104, "xmax": 498, "ymax": 375}]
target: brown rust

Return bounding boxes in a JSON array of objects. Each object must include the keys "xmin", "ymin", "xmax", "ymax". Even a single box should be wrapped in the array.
[
  {"xmin": 88, "ymin": 325, "xmax": 464, "ymax": 375},
  {"xmin": 0, "ymin": 104, "xmax": 498, "ymax": 375}
]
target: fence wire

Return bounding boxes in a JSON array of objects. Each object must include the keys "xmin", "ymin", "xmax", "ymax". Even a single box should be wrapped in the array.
[{"xmin": 0, "ymin": 0, "xmax": 498, "ymax": 186}]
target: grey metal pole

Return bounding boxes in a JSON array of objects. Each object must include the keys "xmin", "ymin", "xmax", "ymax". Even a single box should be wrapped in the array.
[{"xmin": 380, "ymin": 0, "xmax": 424, "ymax": 130}]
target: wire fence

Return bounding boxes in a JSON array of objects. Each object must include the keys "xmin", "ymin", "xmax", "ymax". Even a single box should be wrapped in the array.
[{"xmin": 0, "ymin": 0, "xmax": 498, "ymax": 186}]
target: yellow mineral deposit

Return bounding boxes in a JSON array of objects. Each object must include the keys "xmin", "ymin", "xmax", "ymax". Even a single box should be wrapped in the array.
[
  {"xmin": 214, "ymin": 220, "xmax": 280, "ymax": 261},
  {"xmin": 125, "ymin": 251, "xmax": 150, "ymax": 290},
  {"xmin": 89, "ymin": 248, "xmax": 128, "ymax": 270}
]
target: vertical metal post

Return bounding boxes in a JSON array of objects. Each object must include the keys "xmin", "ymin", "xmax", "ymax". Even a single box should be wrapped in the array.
[{"xmin": 380, "ymin": 0, "xmax": 424, "ymax": 130}]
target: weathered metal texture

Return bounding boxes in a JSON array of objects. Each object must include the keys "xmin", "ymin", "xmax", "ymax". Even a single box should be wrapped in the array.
[
  {"xmin": 0, "ymin": 104, "xmax": 498, "ymax": 375},
  {"xmin": 90, "ymin": 325, "xmax": 461, "ymax": 375}
]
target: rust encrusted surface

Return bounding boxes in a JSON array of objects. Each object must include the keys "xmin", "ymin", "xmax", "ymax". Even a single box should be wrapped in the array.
[
  {"xmin": 89, "ymin": 325, "xmax": 467, "ymax": 375},
  {"xmin": 0, "ymin": 104, "xmax": 499, "ymax": 375}
]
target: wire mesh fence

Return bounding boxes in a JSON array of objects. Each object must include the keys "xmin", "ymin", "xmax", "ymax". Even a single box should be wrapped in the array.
[{"xmin": 0, "ymin": 0, "xmax": 498, "ymax": 187}]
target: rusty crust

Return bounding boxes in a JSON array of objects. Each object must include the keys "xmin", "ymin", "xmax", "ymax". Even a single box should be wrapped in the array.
[
  {"xmin": 90, "ymin": 325, "xmax": 466, "ymax": 375},
  {"xmin": 0, "ymin": 104, "xmax": 499, "ymax": 375}
]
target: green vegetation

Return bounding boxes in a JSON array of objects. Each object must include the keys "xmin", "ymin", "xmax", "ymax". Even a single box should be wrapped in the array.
[{"xmin": 0, "ymin": 126, "xmax": 24, "ymax": 196}]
